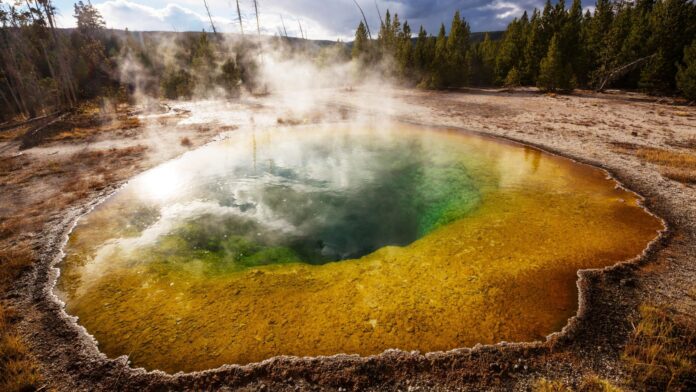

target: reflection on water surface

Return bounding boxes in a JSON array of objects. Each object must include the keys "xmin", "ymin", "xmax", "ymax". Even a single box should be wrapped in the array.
[{"xmin": 57, "ymin": 123, "xmax": 662, "ymax": 372}]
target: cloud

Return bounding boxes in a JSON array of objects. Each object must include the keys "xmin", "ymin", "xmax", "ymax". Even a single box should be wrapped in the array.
[
  {"xmin": 95, "ymin": 0, "xmax": 233, "ymax": 32},
  {"xmin": 478, "ymin": 1, "xmax": 525, "ymax": 20},
  {"xmin": 54, "ymin": 0, "xmax": 595, "ymax": 39}
]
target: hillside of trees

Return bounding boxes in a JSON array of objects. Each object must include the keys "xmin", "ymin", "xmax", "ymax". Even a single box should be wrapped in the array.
[
  {"xmin": 2, "ymin": 1, "xmax": 696, "ymax": 123},
  {"xmin": 353, "ymin": 0, "xmax": 696, "ymax": 99},
  {"xmin": 0, "ymin": 0, "xmax": 356, "ymax": 122}
]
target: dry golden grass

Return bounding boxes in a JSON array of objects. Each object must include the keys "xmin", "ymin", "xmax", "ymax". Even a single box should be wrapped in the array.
[
  {"xmin": 623, "ymin": 305, "xmax": 696, "ymax": 391},
  {"xmin": 534, "ymin": 379, "xmax": 573, "ymax": 392},
  {"xmin": 636, "ymin": 148, "xmax": 696, "ymax": 169},
  {"xmin": 533, "ymin": 376, "xmax": 623, "ymax": 392},
  {"xmin": 0, "ymin": 251, "xmax": 41, "ymax": 392},
  {"xmin": 636, "ymin": 148, "xmax": 696, "ymax": 184},
  {"xmin": 0, "ymin": 249, "xmax": 33, "ymax": 288},
  {"xmin": 44, "ymin": 107, "xmax": 141, "ymax": 144},
  {"xmin": 578, "ymin": 376, "xmax": 623, "ymax": 392},
  {"xmin": 612, "ymin": 144, "xmax": 696, "ymax": 184},
  {"xmin": 0, "ymin": 144, "xmax": 148, "ymax": 391},
  {"xmin": 660, "ymin": 167, "xmax": 696, "ymax": 184}
]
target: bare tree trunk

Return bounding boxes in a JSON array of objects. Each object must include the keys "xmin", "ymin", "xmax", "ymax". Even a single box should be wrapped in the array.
[
  {"xmin": 0, "ymin": 87, "xmax": 13, "ymax": 113},
  {"xmin": 2, "ymin": 72, "xmax": 29, "ymax": 117},
  {"xmin": 280, "ymin": 15, "xmax": 288, "ymax": 38},
  {"xmin": 253, "ymin": 0, "xmax": 261, "ymax": 38},
  {"xmin": 202, "ymin": 0, "xmax": 218, "ymax": 35},
  {"xmin": 597, "ymin": 54, "xmax": 657, "ymax": 92},
  {"xmin": 0, "ymin": 27, "xmax": 32, "ymax": 117},
  {"xmin": 39, "ymin": 0, "xmax": 78, "ymax": 107},
  {"xmin": 352, "ymin": 0, "xmax": 372, "ymax": 40},
  {"xmin": 24, "ymin": 0, "xmax": 66, "ymax": 111},
  {"xmin": 374, "ymin": 1, "xmax": 384, "ymax": 28},
  {"xmin": 235, "ymin": 0, "xmax": 244, "ymax": 36},
  {"xmin": 298, "ymin": 20, "xmax": 305, "ymax": 40}
]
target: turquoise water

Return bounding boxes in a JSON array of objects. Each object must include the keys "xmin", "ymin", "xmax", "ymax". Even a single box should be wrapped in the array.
[{"xmin": 117, "ymin": 126, "xmax": 485, "ymax": 270}]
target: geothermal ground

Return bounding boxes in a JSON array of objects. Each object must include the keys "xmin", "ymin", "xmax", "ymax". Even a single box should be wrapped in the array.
[{"xmin": 1, "ymin": 88, "xmax": 695, "ymax": 391}]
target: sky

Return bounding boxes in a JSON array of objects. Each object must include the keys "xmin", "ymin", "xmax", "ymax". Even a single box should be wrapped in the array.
[{"xmin": 51, "ymin": 0, "xmax": 595, "ymax": 41}]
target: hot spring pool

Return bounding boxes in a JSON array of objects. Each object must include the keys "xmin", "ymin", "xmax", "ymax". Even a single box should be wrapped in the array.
[{"xmin": 56, "ymin": 123, "xmax": 662, "ymax": 372}]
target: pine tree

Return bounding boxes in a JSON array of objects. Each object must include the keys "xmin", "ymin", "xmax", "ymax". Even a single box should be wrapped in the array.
[
  {"xmin": 431, "ymin": 24, "xmax": 448, "ymax": 88},
  {"xmin": 676, "ymin": 40, "xmax": 696, "ymax": 100},
  {"xmin": 524, "ymin": 9, "xmax": 545, "ymax": 84},
  {"xmin": 640, "ymin": 0, "xmax": 696, "ymax": 92},
  {"xmin": 564, "ymin": 0, "xmax": 585, "ymax": 84},
  {"xmin": 587, "ymin": 0, "xmax": 614, "ymax": 75},
  {"xmin": 378, "ymin": 10, "xmax": 397, "ymax": 56},
  {"xmin": 495, "ymin": 17, "xmax": 526, "ymax": 84},
  {"xmin": 505, "ymin": 67, "xmax": 522, "ymax": 87},
  {"xmin": 396, "ymin": 21, "xmax": 413, "ymax": 79},
  {"xmin": 468, "ymin": 33, "xmax": 497, "ymax": 86},
  {"xmin": 352, "ymin": 21, "xmax": 370, "ymax": 61},
  {"xmin": 446, "ymin": 10, "xmax": 470, "ymax": 86},
  {"xmin": 413, "ymin": 26, "xmax": 430, "ymax": 74},
  {"xmin": 72, "ymin": 1, "xmax": 109, "ymax": 97},
  {"xmin": 191, "ymin": 32, "xmax": 216, "ymax": 93},
  {"xmin": 537, "ymin": 34, "xmax": 574, "ymax": 91}
]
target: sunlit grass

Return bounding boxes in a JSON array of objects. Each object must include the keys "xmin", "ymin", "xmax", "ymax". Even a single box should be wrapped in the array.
[
  {"xmin": 622, "ymin": 305, "xmax": 696, "ymax": 391},
  {"xmin": 533, "ymin": 376, "xmax": 622, "ymax": 392},
  {"xmin": 0, "ymin": 251, "xmax": 42, "ymax": 392},
  {"xmin": 636, "ymin": 148, "xmax": 696, "ymax": 184},
  {"xmin": 0, "ymin": 142, "xmax": 148, "ymax": 391},
  {"xmin": 612, "ymin": 144, "xmax": 696, "ymax": 184},
  {"xmin": 534, "ymin": 378, "xmax": 572, "ymax": 392}
]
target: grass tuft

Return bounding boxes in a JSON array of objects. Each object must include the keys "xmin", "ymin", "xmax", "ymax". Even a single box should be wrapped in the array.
[
  {"xmin": 0, "ymin": 302, "xmax": 41, "ymax": 392},
  {"xmin": 534, "ymin": 378, "xmax": 572, "ymax": 392}
]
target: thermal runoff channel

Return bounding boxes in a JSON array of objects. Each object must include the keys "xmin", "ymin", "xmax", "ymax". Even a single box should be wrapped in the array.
[{"xmin": 56, "ymin": 123, "xmax": 662, "ymax": 373}]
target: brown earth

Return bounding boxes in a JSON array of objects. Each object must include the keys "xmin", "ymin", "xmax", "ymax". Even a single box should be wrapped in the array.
[{"xmin": 0, "ymin": 88, "xmax": 694, "ymax": 391}]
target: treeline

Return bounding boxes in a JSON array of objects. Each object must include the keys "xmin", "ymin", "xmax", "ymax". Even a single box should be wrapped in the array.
[
  {"xmin": 0, "ymin": 1, "xmax": 113, "ymax": 120},
  {"xmin": 0, "ymin": 1, "xmax": 269, "ymax": 121},
  {"xmin": 120, "ymin": 31, "xmax": 256, "ymax": 100},
  {"xmin": 352, "ymin": 0, "xmax": 696, "ymax": 99}
]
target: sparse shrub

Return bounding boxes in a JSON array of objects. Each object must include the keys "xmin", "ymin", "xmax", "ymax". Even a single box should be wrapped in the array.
[
  {"xmin": 180, "ymin": 137, "xmax": 192, "ymax": 147},
  {"xmin": 219, "ymin": 58, "xmax": 241, "ymax": 98},
  {"xmin": 161, "ymin": 69, "xmax": 193, "ymax": 100}
]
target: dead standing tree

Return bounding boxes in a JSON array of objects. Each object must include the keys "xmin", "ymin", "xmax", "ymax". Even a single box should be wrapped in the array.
[
  {"xmin": 252, "ymin": 0, "xmax": 260, "ymax": 37},
  {"xmin": 352, "ymin": 0, "xmax": 372, "ymax": 40},
  {"xmin": 298, "ymin": 19, "xmax": 305, "ymax": 40},
  {"xmin": 279, "ymin": 14, "xmax": 288, "ymax": 38},
  {"xmin": 202, "ymin": 0, "xmax": 218, "ymax": 35},
  {"xmin": 0, "ymin": 0, "xmax": 75, "ymax": 118},
  {"xmin": 235, "ymin": 0, "xmax": 244, "ymax": 36},
  {"xmin": 39, "ymin": 0, "xmax": 78, "ymax": 108}
]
